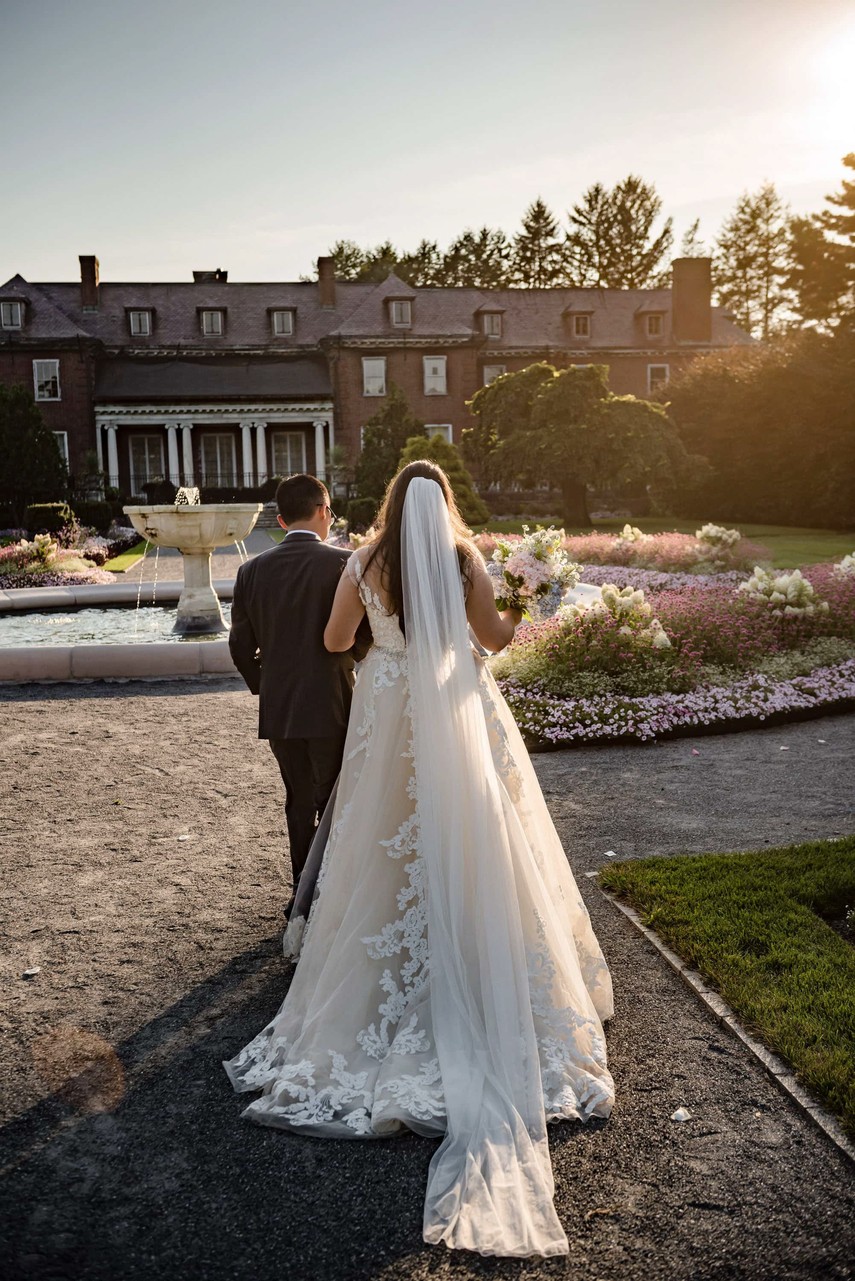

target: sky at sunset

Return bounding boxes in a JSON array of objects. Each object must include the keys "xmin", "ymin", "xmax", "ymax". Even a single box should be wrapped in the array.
[{"xmin": 3, "ymin": 0, "xmax": 854, "ymax": 285}]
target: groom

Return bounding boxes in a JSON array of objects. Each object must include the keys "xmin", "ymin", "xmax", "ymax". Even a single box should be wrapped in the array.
[{"xmin": 229, "ymin": 473, "xmax": 369, "ymax": 917}]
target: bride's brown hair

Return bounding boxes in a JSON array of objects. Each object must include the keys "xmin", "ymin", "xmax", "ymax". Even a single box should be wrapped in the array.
[{"xmin": 364, "ymin": 460, "xmax": 479, "ymax": 630}]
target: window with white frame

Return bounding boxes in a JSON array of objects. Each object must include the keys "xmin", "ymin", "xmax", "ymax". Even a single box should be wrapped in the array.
[
  {"xmin": 362, "ymin": 356, "xmax": 386, "ymax": 396},
  {"xmin": 53, "ymin": 431, "xmax": 69, "ymax": 467},
  {"xmin": 483, "ymin": 364, "xmax": 506, "ymax": 386},
  {"xmin": 646, "ymin": 313, "xmax": 664, "ymax": 337},
  {"xmin": 33, "ymin": 359, "xmax": 60, "ymax": 401},
  {"xmin": 423, "ymin": 355, "xmax": 447, "ymax": 395},
  {"xmin": 425, "ymin": 424, "xmax": 453, "ymax": 444},
  {"xmin": 271, "ymin": 309, "xmax": 294, "ymax": 337},
  {"xmin": 271, "ymin": 430, "xmax": 306, "ymax": 475},
  {"xmin": 573, "ymin": 314, "xmax": 590, "ymax": 337},
  {"xmin": 389, "ymin": 300, "xmax": 412, "ymax": 327},
  {"xmin": 128, "ymin": 309, "xmax": 152, "ymax": 337},
  {"xmin": 1, "ymin": 301, "xmax": 23, "ymax": 329},
  {"xmin": 200, "ymin": 309, "xmax": 225, "ymax": 336},
  {"xmin": 481, "ymin": 312, "xmax": 502, "ymax": 338},
  {"xmin": 647, "ymin": 364, "xmax": 670, "ymax": 393},
  {"xmin": 200, "ymin": 432, "xmax": 237, "ymax": 485},
  {"xmin": 129, "ymin": 434, "xmax": 165, "ymax": 496}
]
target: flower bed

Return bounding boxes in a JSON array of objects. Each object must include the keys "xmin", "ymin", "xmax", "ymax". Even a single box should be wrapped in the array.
[
  {"xmin": 0, "ymin": 534, "xmax": 117, "ymax": 590},
  {"xmin": 476, "ymin": 524, "xmax": 769, "ymax": 575}
]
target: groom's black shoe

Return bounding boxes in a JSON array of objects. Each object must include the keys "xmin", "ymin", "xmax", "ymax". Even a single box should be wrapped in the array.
[{"xmin": 283, "ymin": 894, "xmax": 296, "ymax": 921}]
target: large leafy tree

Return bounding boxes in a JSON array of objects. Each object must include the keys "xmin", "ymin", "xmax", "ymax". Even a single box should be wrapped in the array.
[
  {"xmin": 511, "ymin": 199, "xmax": 566, "ymax": 287},
  {"xmin": 355, "ymin": 384, "xmax": 424, "ymax": 502},
  {"xmin": 665, "ymin": 326, "xmax": 855, "ymax": 527},
  {"xmin": 714, "ymin": 183, "xmax": 791, "ymax": 339},
  {"xmin": 398, "ymin": 433, "xmax": 489, "ymax": 525},
  {"xmin": 566, "ymin": 175, "xmax": 673, "ymax": 287},
  {"xmin": 0, "ymin": 383, "xmax": 67, "ymax": 524},
  {"xmin": 465, "ymin": 363, "xmax": 689, "ymax": 526},
  {"xmin": 441, "ymin": 227, "xmax": 511, "ymax": 288}
]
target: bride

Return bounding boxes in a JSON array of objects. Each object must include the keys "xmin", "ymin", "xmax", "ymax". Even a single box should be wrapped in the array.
[{"xmin": 223, "ymin": 461, "xmax": 615, "ymax": 1257}]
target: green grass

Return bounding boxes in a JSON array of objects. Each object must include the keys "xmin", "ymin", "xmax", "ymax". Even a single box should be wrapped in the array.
[
  {"xmin": 104, "ymin": 540, "xmax": 149, "ymax": 572},
  {"xmin": 481, "ymin": 518, "xmax": 854, "ymax": 567},
  {"xmin": 600, "ymin": 837, "xmax": 855, "ymax": 1138}
]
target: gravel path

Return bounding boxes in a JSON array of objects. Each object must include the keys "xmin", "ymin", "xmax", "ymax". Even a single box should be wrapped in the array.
[{"xmin": 1, "ymin": 682, "xmax": 853, "ymax": 1281}]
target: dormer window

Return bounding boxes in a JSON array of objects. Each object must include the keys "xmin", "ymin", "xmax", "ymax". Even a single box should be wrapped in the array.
[
  {"xmin": 200, "ymin": 309, "xmax": 225, "ymax": 336},
  {"xmin": 128, "ymin": 309, "xmax": 152, "ymax": 337},
  {"xmin": 573, "ymin": 314, "xmax": 590, "ymax": 338},
  {"xmin": 646, "ymin": 313, "xmax": 664, "ymax": 337},
  {"xmin": 481, "ymin": 312, "xmax": 502, "ymax": 338},
  {"xmin": 389, "ymin": 299, "xmax": 412, "ymax": 327},
  {"xmin": 271, "ymin": 309, "xmax": 295, "ymax": 337},
  {"xmin": 0, "ymin": 301, "xmax": 23, "ymax": 330}
]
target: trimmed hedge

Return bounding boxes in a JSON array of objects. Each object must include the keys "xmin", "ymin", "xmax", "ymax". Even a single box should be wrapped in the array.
[
  {"xmin": 24, "ymin": 502, "xmax": 74, "ymax": 533},
  {"xmin": 346, "ymin": 497, "xmax": 379, "ymax": 531},
  {"xmin": 74, "ymin": 500, "xmax": 113, "ymax": 532}
]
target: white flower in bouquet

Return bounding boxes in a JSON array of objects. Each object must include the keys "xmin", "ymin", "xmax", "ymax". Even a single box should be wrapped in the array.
[
  {"xmin": 833, "ymin": 552, "xmax": 855, "ymax": 577},
  {"xmin": 696, "ymin": 522, "xmax": 741, "ymax": 549},
  {"xmin": 487, "ymin": 525, "xmax": 580, "ymax": 621},
  {"xmin": 738, "ymin": 566, "xmax": 829, "ymax": 616}
]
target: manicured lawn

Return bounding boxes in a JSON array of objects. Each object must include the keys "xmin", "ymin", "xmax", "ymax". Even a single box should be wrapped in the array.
[
  {"xmin": 600, "ymin": 837, "xmax": 855, "ymax": 1138},
  {"xmin": 483, "ymin": 518, "xmax": 854, "ymax": 568},
  {"xmin": 104, "ymin": 540, "xmax": 149, "ymax": 571}
]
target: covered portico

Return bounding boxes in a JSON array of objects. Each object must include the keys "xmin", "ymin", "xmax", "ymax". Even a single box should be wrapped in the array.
[{"xmin": 93, "ymin": 357, "xmax": 334, "ymax": 495}]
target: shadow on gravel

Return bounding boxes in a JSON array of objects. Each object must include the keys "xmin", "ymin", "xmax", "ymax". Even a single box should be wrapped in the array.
[
  {"xmin": 0, "ymin": 940, "xmax": 441, "ymax": 1281},
  {"xmin": 0, "ymin": 678, "xmax": 243, "ymax": 704}
]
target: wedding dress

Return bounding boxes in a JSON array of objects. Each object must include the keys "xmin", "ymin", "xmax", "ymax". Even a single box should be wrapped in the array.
[{"xmin": 223, "ymin": 479, "xmax": 615, "ymax": 1257}]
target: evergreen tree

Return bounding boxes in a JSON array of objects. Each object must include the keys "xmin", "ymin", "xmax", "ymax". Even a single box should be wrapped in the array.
[
  {"xmin": 820, "ymin": 152, "xmax": 855, "ymax": 254},
  {"xmin": 714, "ymin": 183, "xmax": 792, "ymax": 339},
  {"xmin": 785, "ymin": 216, "xmax": 850, "ymax": 329},
  {"xmin": 567, "ymin": 176, "xmax": 673, "ymax": 287},
  {"xmin": 356, "ymin": 241, "xmax": 401, "ymax": 283},
  {"xmin": 0, "ymin": 383, "xmax": 67, "ymax": 525},
  {"xmin": 511, "ymin": 198, "xmax": 566, "ymax": 287},
  {"xmin": 679, "ymin": 218, "xmax": 706, "ymax": 257},
  {"xmin": 442, "ymin": 227, "xmax": 511, "ymax": 288},
  {"xmin": 354, "ymin": 384, "xmax": 424, "ymax": 503},
  {"xmin": 397, "ymin": 240, "xmax": 445, "ymax": 286},
  {"xmin": 325, "ymin": 240, "xmax": 368, "ymax": 280},
  {"xmin": 397, "ymin": 432, "xmax": 489, "ymax": 525}
]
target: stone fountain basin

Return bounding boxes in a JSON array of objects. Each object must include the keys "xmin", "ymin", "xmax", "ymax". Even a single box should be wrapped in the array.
[{"xmin": 123, "ymin": 504, "xmax": 262, "ymax": 551}]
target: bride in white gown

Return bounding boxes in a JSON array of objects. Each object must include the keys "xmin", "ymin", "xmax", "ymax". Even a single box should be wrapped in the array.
[{"xmin": 223, "ymin": 461, "xmax": 615, "ymax": 1257}]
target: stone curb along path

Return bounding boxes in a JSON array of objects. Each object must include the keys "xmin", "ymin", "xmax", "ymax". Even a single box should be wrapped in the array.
[{"xmin": 591, "ymin": 873, "xmax": 855, "ymax": 1167}]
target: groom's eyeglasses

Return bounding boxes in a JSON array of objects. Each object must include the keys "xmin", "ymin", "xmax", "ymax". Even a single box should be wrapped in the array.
[{"xmin": 320, "ymin": 503, "xmax": 337, "ymax": 521}]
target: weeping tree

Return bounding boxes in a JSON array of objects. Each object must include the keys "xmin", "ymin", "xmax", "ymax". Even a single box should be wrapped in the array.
[{"xmin": 465, "ymin": 363, "xmax": 694, "ymax": 527}]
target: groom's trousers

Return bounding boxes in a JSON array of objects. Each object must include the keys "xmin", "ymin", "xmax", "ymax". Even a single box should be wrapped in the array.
[{"xmin": 268, "ymin": 735, "xmax": 345, "ymax": 886}]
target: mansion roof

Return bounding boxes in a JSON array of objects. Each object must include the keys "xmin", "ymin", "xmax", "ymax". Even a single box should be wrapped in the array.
[
  {"xmin": 0, "ymin": 269, "xmax": 752, "ymax": 353},
  {"xmin": 94, "ymin": 356, "xmax": 332, "ymax": 401}
]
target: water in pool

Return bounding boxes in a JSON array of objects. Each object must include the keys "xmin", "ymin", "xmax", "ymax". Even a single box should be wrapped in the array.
[{"xmin": 0, "ymin": 604, "xmax": 233, "ymax": 646}]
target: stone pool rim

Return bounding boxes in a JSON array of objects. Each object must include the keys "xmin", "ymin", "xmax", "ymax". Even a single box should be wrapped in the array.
[{"xmin": 0, "ymin": 580, "xmax": 240, "ymax": 683}]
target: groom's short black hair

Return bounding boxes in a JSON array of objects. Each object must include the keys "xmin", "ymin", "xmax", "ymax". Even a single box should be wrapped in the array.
[{"xmin": 276, "ymin": 473, "xmax": 329, "ymax": 523}]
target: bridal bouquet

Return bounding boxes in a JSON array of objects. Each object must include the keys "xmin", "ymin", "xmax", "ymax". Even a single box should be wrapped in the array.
[{"xmin": 486, "ymin": 526, "xmax": 580, "ymax": 621}]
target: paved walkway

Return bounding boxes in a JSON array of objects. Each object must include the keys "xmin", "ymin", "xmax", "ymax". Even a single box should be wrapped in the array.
[
  {"xmin": 117, "ymin": 528, "xmax": 276, "ymax": 583},
  {"xmin": 1, "ymin": 685, "xmax": 853, "ymax": 1280}
]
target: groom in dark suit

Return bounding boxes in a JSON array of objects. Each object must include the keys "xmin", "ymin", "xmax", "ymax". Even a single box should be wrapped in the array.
[{"xmin": 229, "ymin": 473, "xmax": 369, "ymax": 917}]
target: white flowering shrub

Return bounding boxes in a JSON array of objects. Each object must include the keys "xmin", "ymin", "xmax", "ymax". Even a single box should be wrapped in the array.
[
  {"xmin": 738, "ymin": 566, "xmax": 829, "ymax": 616},
  {"xmin": 696, "ymin": 522, "xmax": 742, "ymax": 549},
  {"xmin": 615, "ymin": 523, "xmax": 653, "ymax": 546},
  {"xmin": 561, "ymin": 582, "xmax": 671, "ymax": 649},
  {"xmin": 833, "ymin": 553, "xmax": 855, "ymax": 578}
]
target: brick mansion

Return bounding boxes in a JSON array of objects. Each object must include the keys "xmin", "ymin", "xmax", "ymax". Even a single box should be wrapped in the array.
[{"xmin": 0, "ymin": 255, "xmax": 750, "ymax": 497}]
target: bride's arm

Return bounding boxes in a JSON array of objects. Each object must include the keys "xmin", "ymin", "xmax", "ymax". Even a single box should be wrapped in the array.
[
  {"xmin": 324, "ymin": 565, "xmax": 366, "ymax": 652},
  {"xmin": 465, "ymin": 557, "xmax": 522, "ymax": 653}
]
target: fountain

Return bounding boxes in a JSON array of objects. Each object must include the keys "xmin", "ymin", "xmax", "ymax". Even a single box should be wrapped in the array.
[{"xmin": 123, "ymin": 489, "xmax": 262, "ymax": 634}]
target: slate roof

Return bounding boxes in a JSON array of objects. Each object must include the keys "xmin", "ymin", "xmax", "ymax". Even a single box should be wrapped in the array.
[
  {"xmin": 1, "ymin": 273, "xmax": 752, "ymax": 353},
  {"xmin": 94, "ymin": 356, "xmax": 332, "ymax": 401}
]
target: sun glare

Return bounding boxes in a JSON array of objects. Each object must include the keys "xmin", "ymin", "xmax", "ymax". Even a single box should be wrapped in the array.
[{"xmin": 811, "ymin": 27, "xmax": 855, "ymax": 146}]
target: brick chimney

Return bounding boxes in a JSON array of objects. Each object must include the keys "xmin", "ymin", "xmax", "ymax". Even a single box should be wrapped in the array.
[
  {"xmin": 317, "ymin": 256, "xmax": 336, "ymax": 309},
  {"xmin": 672, "ymin": 257, "xmax": 712, "ymax": 343},
  {"xmin": 79, "ymin": 255, "xmax": 100, "ymax": 308}
]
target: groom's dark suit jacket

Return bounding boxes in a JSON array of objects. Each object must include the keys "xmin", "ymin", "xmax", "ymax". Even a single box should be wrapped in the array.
[{"xmin": 229, "ymin": 533, "xmax": 368, "ymax": 740}]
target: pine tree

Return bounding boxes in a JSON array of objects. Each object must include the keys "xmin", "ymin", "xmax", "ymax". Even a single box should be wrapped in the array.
[
  {"xmin": 442, "ymin": 227, "xmax": 511, "ymax": 288},
  {"xmin": 714, "ymin": 183, "xmax": 791, "ymax": 339},
  {"xmin": 512, "ymin": 198, "xmax": 566, "ymax": 287},
  {"xmin": 397, "ymin": 240, "xmax": 445, "ymax": 286},
  {"xmin": 325, "ymin": 240, "xmax": 368, "ymax": 280},
  {"xmin": 0, "ymin": 383, "xmax": 68, "ymax": 525},
  {"xmin": 565, "ymin": 182, "xmax": 615, "ymax": 285},
  {"xmin": 785, "ymin": 216, "xmax": 850, "ymax": 329},
  {"xmin": 398, "ymin": 433, "xmax": 489, "ymax": 525},
  {"xmin": 820, "ymin": 152, "xmax": 855, "ymax": 252},
  {"xmin": 567, "ymin": 176, "xmax": 673, "ymax": 287},
  {"xmin": 679, "ymin": 218, "xmax": 706, "ymax": 257},
  {"xmin": 354, "ymin": 384, "xmax": 424, "ymax": 503},
  {"xmin": 357, "ymin": 242, "xmax": 401, "ymax": 283}
]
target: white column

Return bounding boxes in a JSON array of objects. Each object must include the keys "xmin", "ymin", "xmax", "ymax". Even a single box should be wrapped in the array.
[
  {"xmin": 166, "ymin": 423, "xmax": 180, "ymax": 485},
  {"xmin": 95, "ymin": 421, "xmax": 104, "ymax": 473},
  {"xmin": 327, "ymin": 412, "xmax": 335, "ymax": 453},
  {"xmin": 255, "ymin": 421, "xmax": 268, "ymax": 486},
  {"xmin": 313, "ymin": 420, "xmax": 327, "ymax": 483},
  {"xmin": 106, "ymin": 424, "xmax": 119, "ymax": 488},
  {"xmin": 181, "ymin": 422, "xmax": 194, "ymax": 485},
  {"xmin": 240, "ymin": 421, "xmax": 254, "ymax": 486}
]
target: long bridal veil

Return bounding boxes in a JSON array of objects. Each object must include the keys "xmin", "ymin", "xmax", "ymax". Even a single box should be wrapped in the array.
[{"xmin": 402, "ymin": 478, "xmax": 568, "ymax": 1256}]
